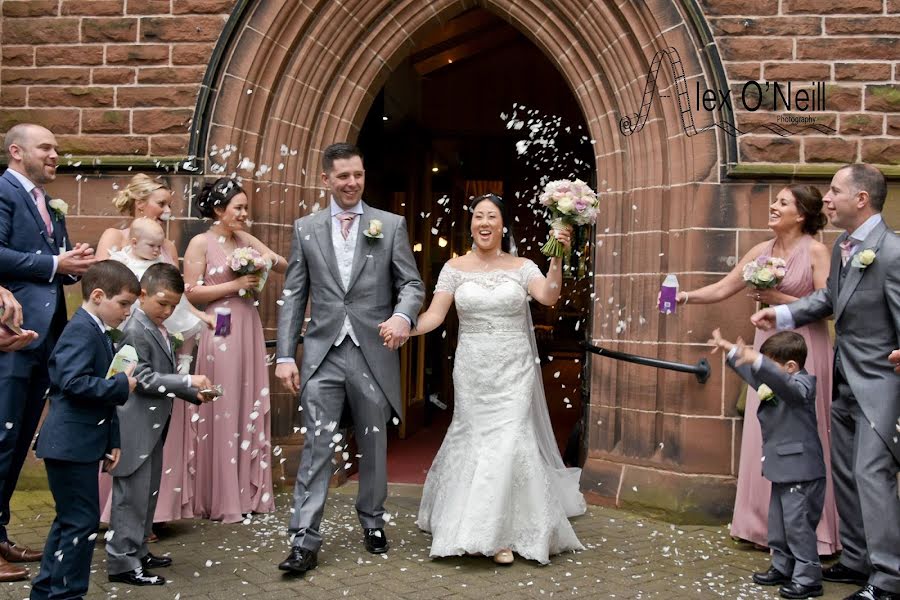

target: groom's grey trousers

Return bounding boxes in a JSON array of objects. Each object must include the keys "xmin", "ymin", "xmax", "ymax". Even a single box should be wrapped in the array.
[{"xmin": 289, "ymin": 338, "xmax": 391, "ymax": 551}]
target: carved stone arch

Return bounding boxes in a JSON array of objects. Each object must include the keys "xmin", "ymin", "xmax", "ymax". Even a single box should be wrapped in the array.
[{"xmin": 195, "ymin": 0, "xmax": 739, "ymax": 518}]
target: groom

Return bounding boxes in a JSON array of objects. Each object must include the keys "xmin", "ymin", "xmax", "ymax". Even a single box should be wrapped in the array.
[
  {"xmin": 275, "ymin": 143, "xmax": 424, "ymax": 574},
  {"xmin": 752, "ymin": 164, "xmax": 899, "ymax": 600}
]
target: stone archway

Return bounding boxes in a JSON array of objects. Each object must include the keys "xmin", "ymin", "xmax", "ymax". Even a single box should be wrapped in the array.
[{"xmin": 197, "ymin": 0, "xmax": 738, "ymax": 520}]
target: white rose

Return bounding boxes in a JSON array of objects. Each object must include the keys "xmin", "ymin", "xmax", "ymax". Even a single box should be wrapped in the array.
[
  {"xmin": 556, "ymin": 196, "xmax": 575, "ymax": 215},
  {"xmin": 48, "ymin": 198, "xmax": 69, "ymax": 216}
]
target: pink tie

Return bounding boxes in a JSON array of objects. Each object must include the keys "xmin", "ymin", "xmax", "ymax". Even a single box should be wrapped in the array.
[
  {"xmin": 158, "ymin": 325, "xmax": 170, "ymax": 350},
  {"xmin": 839, "ymin": 239, "xmax": 855, "ymax": 267},
  {"xmin": 338, "ymin": 212, "xmax": 356, "ymax": 240},
  {"xmin": 31, "ymin": 188, "xmax": 53, "ymax": 235}
]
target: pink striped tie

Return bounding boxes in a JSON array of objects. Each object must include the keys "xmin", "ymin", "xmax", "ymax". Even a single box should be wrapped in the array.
[
  {"xmin": 338, "ymin": 212, "xmax": 356, "ymax": 240},
  {"xmin": 32, "ymin": 188, "xmax": 53, "ymax": 235},
  {"xmin": 839, "ymin": 239, "xmax": 855, "ymax": 267}
]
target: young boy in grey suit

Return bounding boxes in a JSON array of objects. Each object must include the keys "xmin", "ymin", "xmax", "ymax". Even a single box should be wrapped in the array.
[
  {"xmin": 106, "ymin": 263, "xmax": 215, "ymax": 586},
  {"xmin": 710, "ymin": 329, "xmax": 825, "ymax": 600}
]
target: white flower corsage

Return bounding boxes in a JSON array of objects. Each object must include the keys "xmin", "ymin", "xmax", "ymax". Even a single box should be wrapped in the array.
[
  {"xmin": 757, "ymin": 383, "xmax": 776, "ymax": 404},
  {"xmin": 47, "ymin": 198, "xmax": 68, "ymax": 220},
  {"xmin": 170, "ymin": 332, "xmax": 184, "ymax": 352},
  {"xmin": 363, "ymin": 219, "xmax": 384, "ymax": 241},
  {"xmin": 851, "ymin": 248, "xmax": 876, "ymax": 269}
]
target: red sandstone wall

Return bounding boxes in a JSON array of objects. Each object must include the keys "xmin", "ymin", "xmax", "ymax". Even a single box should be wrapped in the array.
[
  {"xmin": 702, "ymin": 0, "xmax": 900, "ymax": 166},
  {"xmin": 0, "ymin": 0, "xmax": 231, "ymax": 156}
]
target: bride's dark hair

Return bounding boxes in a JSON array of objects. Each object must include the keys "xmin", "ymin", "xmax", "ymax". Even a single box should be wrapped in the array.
[{"xmin": 468, "ymin": 193, "xmax": 514, "ymax": 253}]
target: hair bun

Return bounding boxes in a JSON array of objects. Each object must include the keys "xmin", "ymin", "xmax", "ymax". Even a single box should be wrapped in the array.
[{"xmin": 193, "ymin": 177, "xmax": 244, "ymax": 219}]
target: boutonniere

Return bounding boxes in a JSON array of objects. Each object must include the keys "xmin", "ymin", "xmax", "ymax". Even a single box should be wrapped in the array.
[
  {"xmin": 362, "ymin": 219, "xmax": 383, "ymax": 242},
  {"xmin": 170, "ymin": 332, "xmax": 184, "ymax": 352},
  {"xmin": 47, "ymin": 198, "xmax": 68, "ymax": 221},
  {"xmin": 105, "ymin": 326, "xmax": 123, "ymax": 345},
  {"xmin": 757, "ymin": 384, "xmax": 777, "ymax": 405},
  {"xmin": 851, "ymin": 248, "xmax": 876, "ymax": 270}
]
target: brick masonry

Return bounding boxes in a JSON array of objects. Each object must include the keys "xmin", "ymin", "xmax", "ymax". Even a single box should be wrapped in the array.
[{"xmin": 2, "ymin": 0, "xmax": 899, "ymax": 520}]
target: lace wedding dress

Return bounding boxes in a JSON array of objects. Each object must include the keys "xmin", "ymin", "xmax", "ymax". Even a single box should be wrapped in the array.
[{"xmin": 416, "ymin": 261, "xmax": 585, "ymax": 564}]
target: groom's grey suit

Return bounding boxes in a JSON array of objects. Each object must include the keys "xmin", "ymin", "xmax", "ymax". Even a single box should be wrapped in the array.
[
  {"xmin": 277, "ymin": 200, "xmax": 423, "ymax": 551},
  {"xmin": 779, "ymin": 216, "xmax": 900, "ymax": 593}
]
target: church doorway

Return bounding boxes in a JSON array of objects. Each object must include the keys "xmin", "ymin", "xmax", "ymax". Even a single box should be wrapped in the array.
[{"xmin": 353, "ymin": 8, "xmax": 596, "ymax": 484}]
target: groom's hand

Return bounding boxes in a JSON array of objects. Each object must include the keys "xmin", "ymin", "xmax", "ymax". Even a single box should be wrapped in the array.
[
  {"xmin": 276, "ymin": 362, "xmax": 301, "ymax": 394},
  {"xmin": 378, "ymin": 315, "xmax": 410, "ymax": 351}
]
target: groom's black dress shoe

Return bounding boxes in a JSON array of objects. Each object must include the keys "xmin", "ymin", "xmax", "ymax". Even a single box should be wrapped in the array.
[
  {"xmin": 278, "ymin": 547, "xmax": 317, "ymax": 574},
  {"xmin": 753, "ymin": 566, "xmax": 791, "ymax": 586},
  {"xmin": 140, "ymin": 552, "xmax": 172, "ymax": 569},
  {"xmin": 824, "ymin": 563, "xmax": 869, "ymax": 585},
  {"xmin": 108, "ymin": 567, "xmax": 166, "ymax": 586},
  {"xmin": 779, "ymin": 582, "xmax": 823, "ymax": 599},
  {"xmin": 844, "ymin": 584, "xmax": 899, "ymax": 600},
  {"xmin": 364, "ymin": 528, "xmax": 389, "ymax": 554}
]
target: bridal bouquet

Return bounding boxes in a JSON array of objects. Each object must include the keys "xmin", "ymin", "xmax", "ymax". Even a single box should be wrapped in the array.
[
  {"xmin": 538, "ymin": 179, "xmax": 599, "ymax": 257},
  {"xmin": 741, "ymin": 256, "xmax": 787, "ymax": 289},
  {"xmin": 228, "ymin": 246, "xmax": 269, "ymax": 294}
]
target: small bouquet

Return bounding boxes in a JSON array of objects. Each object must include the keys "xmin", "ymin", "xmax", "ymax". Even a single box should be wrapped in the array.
[
  {"xmin": 228, "ymin": 246, "xmax": 270, "ymax": 295},
  {"xmin": 742, "ymin": 256, "xmax": 786, "ymax": 290},
  {"xmin": 538, "ymin": 179, "xmax": 599, "ymax": 257}
]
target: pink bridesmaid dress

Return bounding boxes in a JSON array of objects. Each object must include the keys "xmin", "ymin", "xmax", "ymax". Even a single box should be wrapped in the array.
[
  {"xmin": 730, "ymin": 235, "xmax": 841, "ymax": 555},
  {"xmin": 100, "ymin": 236, "xmax": 196, "ymax": 523},
  {"xmin": 190, "ymin": 231, "xmax": 275, "ymax": 523}
]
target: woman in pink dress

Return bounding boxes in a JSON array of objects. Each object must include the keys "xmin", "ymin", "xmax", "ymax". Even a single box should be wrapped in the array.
[
  {"xmin": 97, "ymin": 174, "xmax": 209, "ymax": 528},
  {"xmin": 183, "ymin": 178, "xmax": 286, "ymax": 523},
  {"xmin": 678, "ymin": 184, "xmax": 840, "ymax": 555}
]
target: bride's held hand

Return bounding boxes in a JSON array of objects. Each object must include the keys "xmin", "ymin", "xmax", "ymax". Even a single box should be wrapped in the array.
[{"xmin": 551, "ymin": 225, "xmax": 573, "ymax": 252}]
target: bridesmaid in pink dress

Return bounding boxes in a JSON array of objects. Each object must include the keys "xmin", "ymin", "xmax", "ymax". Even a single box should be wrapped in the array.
[
  {"xmin": 96, "ymin": 174, "xmax": 205, "ymax": 527},
  {"xmin": 183, "ymin": 178, "xmax": 286, "ymax": 523},
  {"xmin": 678, "ymin": 184, "xmax": 840, "ymax": 555}
]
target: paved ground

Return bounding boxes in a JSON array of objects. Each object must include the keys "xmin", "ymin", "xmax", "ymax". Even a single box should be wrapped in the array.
[{"xmin": 2, "ymin": 483, "xmax": 857, "ymax": 600}]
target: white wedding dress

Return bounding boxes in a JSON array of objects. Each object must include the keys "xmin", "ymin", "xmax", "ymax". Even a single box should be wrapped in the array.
[{"xmin": 416, "ymin": 261, "xmax": 585, "ymax": 564}]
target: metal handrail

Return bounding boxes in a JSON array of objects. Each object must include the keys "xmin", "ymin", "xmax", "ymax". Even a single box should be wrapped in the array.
[{"xmin": 581, "ymin": 341, "xmax": 710, "ymax": 384}]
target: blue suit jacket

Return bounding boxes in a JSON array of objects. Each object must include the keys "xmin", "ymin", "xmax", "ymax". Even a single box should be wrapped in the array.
[
  {"xmin": 34, "ymin": 308, "xmax": 130, "ymax": 463},
  {"xmin": 0, "ymin": 169, "xmax": 76, "ymax": 344}
]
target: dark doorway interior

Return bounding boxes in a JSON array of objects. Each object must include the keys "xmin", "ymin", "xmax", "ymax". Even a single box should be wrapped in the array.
[{"xmin": 356, "ymin": 8, "xmax": 595, "ymax": 484}]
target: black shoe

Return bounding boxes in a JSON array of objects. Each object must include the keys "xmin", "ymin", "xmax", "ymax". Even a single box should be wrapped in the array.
[
  {"xmin": 753, "ymin": 566, "xmax": 791, "ymax": 586},
  {"xmin": 277, "ymin": 547, "xmax": 317, "ymax": 575},
  {"xmin": 779, "ymin": 582, "xmax": 824, "ymax": 599},
  {"xmin": 844, "ymin": 584, "xmax": 900, "ymax": 600},
  {"xmin": 824, "ymin": 563, "xmax": 869, "ymax": 585},
  {"xmin": 363, "ymin": 528, "xmax": 389, "ymax": 554},
  {"xmin": 108, "ymin": 567, "xmax": 166, "ymax": 586},
  {"xmin": 140, "ymin": 552, "xmax": 172, "ymax": 569}
]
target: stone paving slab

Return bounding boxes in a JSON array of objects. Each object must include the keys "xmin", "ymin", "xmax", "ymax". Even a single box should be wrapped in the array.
[{"xmin": 1, "ymin": 483, "xmax": 857, "ymax": 599}]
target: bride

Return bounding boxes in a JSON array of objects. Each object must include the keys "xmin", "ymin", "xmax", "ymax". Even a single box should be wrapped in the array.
[{"xmin": 396, "ymin": 193, "xmax": 586, "ymax": 565}]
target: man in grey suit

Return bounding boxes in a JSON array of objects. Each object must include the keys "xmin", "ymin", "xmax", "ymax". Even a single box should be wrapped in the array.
[
  {"xmin": 714, "ymin": 329, "xmax": 825, "ymax": 600},
  {"xmin": 753, "ymin": 164, "xmax": 900, "ymax": 600},
  {"xmin": 106, "ymin": 264, "xmax": 213, "ymax": 586},
  {"xmin": 275, "ymin": 143, "xmax": 424, "ymax": 574}
]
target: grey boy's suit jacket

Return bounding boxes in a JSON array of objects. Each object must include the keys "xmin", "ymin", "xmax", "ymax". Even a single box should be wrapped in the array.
[
  {"xmin": 276, "ymin": 202, "xmax": 424, "ymax": 416},
  {"xmin": 112, "ymin": 308, "xmax": 200, "ymax": 477},
  {"xmin": 785, "ymin": 220, "xmax": 900, "ymax": 463},
  {"xmin": 728, "ymin": 355, "xmax": 825, "ymax": 484}
]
